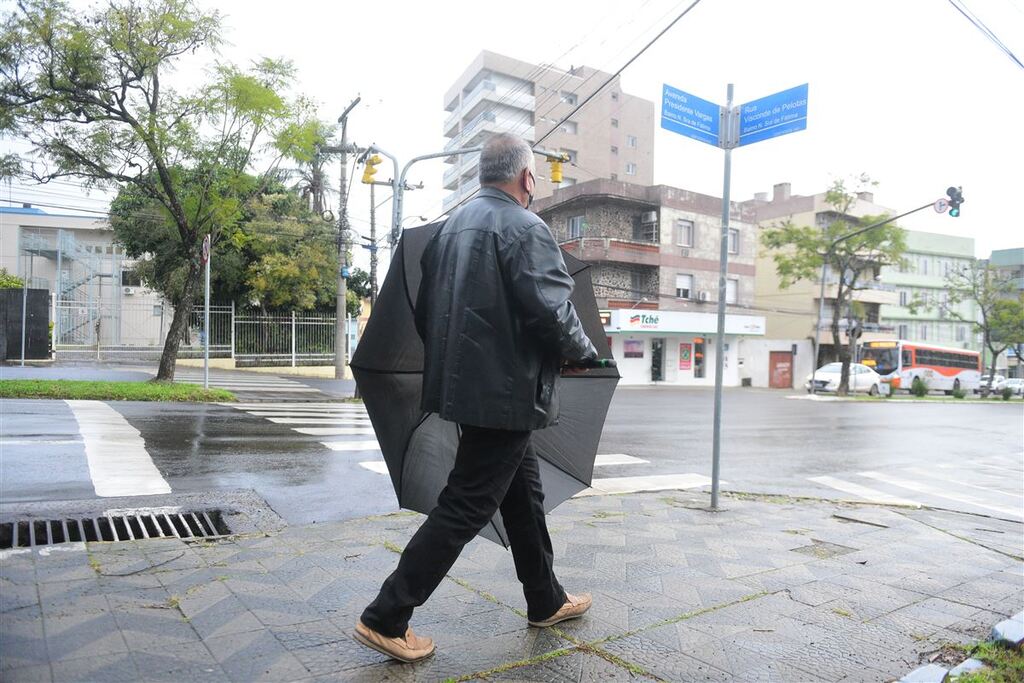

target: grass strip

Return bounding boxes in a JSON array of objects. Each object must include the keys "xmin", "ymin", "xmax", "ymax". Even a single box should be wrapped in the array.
[
  {"xmin": 0, "ymin": 379, "xmax": 234, "ymax": 402},
  {"xmin": 955, "ymin": 641, "xmax": 1024, "ymax": 683}
]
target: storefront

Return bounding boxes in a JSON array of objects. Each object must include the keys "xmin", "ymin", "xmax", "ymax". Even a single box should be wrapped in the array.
[{"xmin": 602, "ymin": 309, "xmax": 766, "ymax": 386}]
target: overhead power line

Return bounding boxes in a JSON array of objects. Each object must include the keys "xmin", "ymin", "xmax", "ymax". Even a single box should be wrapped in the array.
[{"xmin": 948, "ymin": 0, "xmax": 1024, "ymax": 71}]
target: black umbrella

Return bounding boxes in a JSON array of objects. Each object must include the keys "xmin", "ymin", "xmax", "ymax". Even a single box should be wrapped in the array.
[{"xmin": 351, "ymin": 223, "xmax": 619, "ymax": 546}]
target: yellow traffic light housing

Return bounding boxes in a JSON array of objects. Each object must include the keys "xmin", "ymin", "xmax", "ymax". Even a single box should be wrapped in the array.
[
  {"xmin": 549, "ymin": 159, "xmax": 563, "ymax": 184},
  {"xmin": 361, "ymin": 154, "xmax": 382, "ymax": 184}
]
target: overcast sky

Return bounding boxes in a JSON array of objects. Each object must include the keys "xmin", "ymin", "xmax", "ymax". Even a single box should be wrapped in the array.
[{"xmin": 4, "ymin": 0, "xmax": 1022, "ymax": 275}]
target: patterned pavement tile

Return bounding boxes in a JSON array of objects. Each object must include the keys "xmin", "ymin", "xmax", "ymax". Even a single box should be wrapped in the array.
[
  {"xmin": 131, "ymin": 641, "xmax": 227, "ymax": 682},
  {"xmin": 43, "ymin": 610, "xmax": 128, "ymax": 662},
  {"xmin": 49, "ymin": 652, "xmax": 140, "ymax": 682},
  {"xmin": 600, "ymin": 630, "xmax": 730, "ymax": 682},
  {"xmin": 0, "ymin": 615, "xmax": 49, "ymax": 670},
  {"xmin": 0, "ymin": 664, "xmax": 53, "ymax": 682}
]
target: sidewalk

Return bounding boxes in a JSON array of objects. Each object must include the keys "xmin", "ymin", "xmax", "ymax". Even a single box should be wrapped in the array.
[{"xmin": 2, "ymin": 491, "xmax": 1021, "ymax": 682}]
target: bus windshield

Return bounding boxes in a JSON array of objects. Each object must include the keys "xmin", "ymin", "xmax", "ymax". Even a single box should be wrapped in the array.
[{"xmin": 861, "ymin": 346, "xmax": 898, "ymax": 375}]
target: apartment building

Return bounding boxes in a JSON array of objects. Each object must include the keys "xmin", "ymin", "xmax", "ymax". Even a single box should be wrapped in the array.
[
  {"xmin": 532, "ymin": 179, "xmax": 766, "ymax": 387},
  {"xmin": 744, "ymin": 183, "xmax": 901, "ymax": 371},
  {"xmin": 988, "ymin": 247, "xmax": 1024, "ymax": 375},
  {"xmin": 441, "ymin": 51, "xmax": 654, "ymax": 214},
  {"xmin": 879, "ymin": 230, "xmax": 979, "ymax": 351}
]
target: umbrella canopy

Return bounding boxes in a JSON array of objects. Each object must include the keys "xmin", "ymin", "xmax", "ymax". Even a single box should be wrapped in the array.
[{"xmin": 351, "ymin": 223, "xmax": 619, "ymax": 546}]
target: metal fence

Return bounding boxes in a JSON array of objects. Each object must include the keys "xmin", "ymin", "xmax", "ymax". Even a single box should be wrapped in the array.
[{"xmin": 52, "ymin": 298, "xmax": 351, "ymax": 365}]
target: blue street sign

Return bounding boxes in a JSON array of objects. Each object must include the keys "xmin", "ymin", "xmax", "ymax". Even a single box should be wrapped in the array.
[
  {"xmin": 738, "ymin": 83, "xmax": 809, "ymax": 147},
  {"xmin": 661, "ymin": 84, "xmax": 722, "ymax": 147}
]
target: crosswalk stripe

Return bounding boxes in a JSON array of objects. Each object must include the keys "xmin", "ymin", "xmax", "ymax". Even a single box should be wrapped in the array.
[
  {"xmin": 321, "ymin": 440, "xmax": 381, "ymax": 451},
  {"xmin": 245, "ymin": 412, "xmax": 369, "ymax": 419},
  {"xmin": 267, "ymin": 418, "xmax": 370, "ymax": 425},
  {"xmin": 902, "ymin": 466, "xmax": 1023, "ymax": 501},
  {"xmin": 225, "ymin": 402, "xmax": 360, "ymax": 409},
  {"xmin": 292, "ymin": 427, "xmax": 377, "ymax": 436},
  {"xmin": 360, "ymin": 461, "xmax": 389, "ymax": 474},
  {"xmin": 808, "ymin": 475, "xmax": 920, "ymax": 507},
  {"xmin": 858, "ymin": 471, "xmax": 1022, "ymax": 518},
  {"xmin": 576, "ymin": 473, "xmax": 712, "ymax": 497},
  {"xmin": 595, "ymin": 454, "xmax": 649, "ymax": 467}
]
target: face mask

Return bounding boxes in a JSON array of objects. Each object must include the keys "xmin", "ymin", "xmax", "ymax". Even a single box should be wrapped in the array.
[{"xmin": 525, "ymin": 170, "xmax": 535, "ymax": 209}]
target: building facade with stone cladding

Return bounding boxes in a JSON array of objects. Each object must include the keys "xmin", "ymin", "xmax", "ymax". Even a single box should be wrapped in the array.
[{"xmin": 532, "ymin": 179, "xmax": 767, "ymax": 387}]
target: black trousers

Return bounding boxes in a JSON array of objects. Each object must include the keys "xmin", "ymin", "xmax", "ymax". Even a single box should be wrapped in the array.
[{"xmin": 360, "ymin": 424, "xmax": 566, "ymax": 637}]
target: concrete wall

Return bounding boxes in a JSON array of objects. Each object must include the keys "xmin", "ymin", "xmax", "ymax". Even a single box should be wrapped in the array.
[{"xmin": 739, "ymin": 338, "xmax": 815, "ymax": 389}]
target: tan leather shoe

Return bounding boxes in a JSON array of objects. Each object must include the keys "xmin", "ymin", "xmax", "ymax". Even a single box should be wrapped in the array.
[
  {"xmin": 528, "ymin": 592, "xmax": 592, "ymax": 627},
  {"xmin": 353, "ymin": 620, "xmax": 435, "ymax": 663}
]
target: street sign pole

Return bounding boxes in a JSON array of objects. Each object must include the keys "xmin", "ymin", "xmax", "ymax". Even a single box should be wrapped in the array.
[
  {"xmin": 710, "ymin": 83, "xmax": 734, "ymax": 512},
  {"xmin": 202, "ymin": 234, "xmax": 211, "ymax": 391},
  {"xmin": 662, "ymin": 80, "xmax": 809, "ymax": 512}
]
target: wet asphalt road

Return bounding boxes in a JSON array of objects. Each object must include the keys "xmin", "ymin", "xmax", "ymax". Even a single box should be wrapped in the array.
[{"xmin": 1, "ymin": 386, "xmax": 1021, "ymax": 524}]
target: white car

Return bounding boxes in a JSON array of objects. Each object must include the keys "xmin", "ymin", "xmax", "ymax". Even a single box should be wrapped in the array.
[
  {"xmin": 976, "ymin": 374, "xmax": 1006, "ymax": 394},
  {"xmin": 1003, "ymin": 378, "xmax": 1024, "ymax": 396},
  {"xmin": 805, "ymin": 362, "xmax": 883, "ymax": 395}
]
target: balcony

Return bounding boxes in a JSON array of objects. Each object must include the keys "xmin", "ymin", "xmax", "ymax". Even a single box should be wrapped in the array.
[
  {"xmin": 442, "ymin": 151, "xmax": 481, "ymax": 190},
  {"xmin": 559, "ymin": 237, "xmax": 660, "ymax": 266},
  {"xmin": 441, "ymin": 180, "xmax": 481, "ymax": 214}
]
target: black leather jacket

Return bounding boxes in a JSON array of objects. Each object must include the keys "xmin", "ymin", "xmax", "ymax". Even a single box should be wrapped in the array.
[{"xmin": 414, "ymin": 186, "xmax": 597, "ymax": 431}]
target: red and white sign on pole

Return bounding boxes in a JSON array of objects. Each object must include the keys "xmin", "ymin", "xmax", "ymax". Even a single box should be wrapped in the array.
[
  {"xmin": 201, "ymin": 234, "xmax": 211, "ymax": 264},
  {"xmin": 933, "ymin": 198, "xmax": 949, "ymax": 213},
  {"xmin": 202, "ymin": 234, "xmax": 211, "ymax": 389}
]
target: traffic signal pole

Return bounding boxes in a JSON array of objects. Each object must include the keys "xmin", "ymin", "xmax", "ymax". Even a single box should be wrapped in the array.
[{"xmin": 332, "ymin": 97, "xmax": 360, "ymax": 381}]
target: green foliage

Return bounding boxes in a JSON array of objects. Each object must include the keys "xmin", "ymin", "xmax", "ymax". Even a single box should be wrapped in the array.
[
  {"xmin": 1000, "ymin": 386, "xmax": 1013, "ymax": 401},
  {"xmin": 0, "ymin": 379, "xmax": 234, "ymax": 402},
  {"xmin": 2, "ymin": 0, "xmax": 323, "ymax": 378},
  {"xmin": 0, "ymin": 267, "xmax": 24, "ymax": 288},
  {"xmin": 910, "ymin": 376, "xmax": 929, "ymax": 397},
  {"xmin": 952, "ymin": 387, "xmax": 966, "ymax": 399},
  {"xmin": 956, "ymin": 641, "xmax": 1024, "ymax": 683}
]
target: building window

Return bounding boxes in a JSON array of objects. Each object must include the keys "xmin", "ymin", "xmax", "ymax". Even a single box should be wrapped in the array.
[
  {"xmin": 899, "ymin": 290, "xmax": 908, "ymax": 307},
  {"xmin": 726, "ymin": 278, "xmax": 738, "ymax": 304},
  {"xmin": 630, "ymin": 271, "xmax": 644, "ymax": 298},
  {"xmin": 559, "ymin": 177, "xmax": 577, "ymax": 188},
  {"xmin": 625, "ymin": 162, "xmax": 637, "ymax": 176},
  {"xmin": 623, "ymin": 339, "xmax": 644, "ymax": 358},
  {"xmin": 898, "ymin": 324, "xmax": 908, "ymax": 340},
  {"xmin": 610, "ymin": 145, "xmax": 618, "ymax": 154},
  {"xmin": 611, "ymin": 91, "xmax": 619, "ymax": 101},
  {"xmin": 693, "ymin": 337, "xmax": 705, "ymax": 378},
  {"xmin": 560, "ymin": 91, "xmax": 578, "ymax": 105},
  {"xmin": 675, "ymin": 274, "xmax": 693, "ymax": 299},
  {"xmin": 611, "ymin": 118, "xmax": 619, "ymax": 128},
  {"xmin": 121, "ymin": 271, "xmax": 142, "ymax": 287},
  {"xmin": 920, "ymin": 258, "xmax": 929, "ymax": 275},
  {"xmin": 567, "ymin": 215, "xmax": 585, "ymax": 239},
  {"xmin": 560, "ymin": 148, "xmax": 578, "ymax": 163},
  {"xmin": 610, "ymin": 173, "xmax": 618, "ymax": 181},
  {"xmin": 626, "ymin": 135, "xmax": 638, "ymax": 148},
  {"xmin": 675, "ymin": 219, "xmax": 693, "ymax": 247},
  {"xmin": 919, "ymin": 324, "xmax": 928, "ymax": 340},
  {"xmin": 560, "ymin": 120, "xmax": 577, "ymax": 135},
  {"xmin": 956, "ymin": 325, "xmax": 966, "ymax": 342},
  {"xmin": 728, "ymin": 228, "xmax": 740, "ymax": 254}
]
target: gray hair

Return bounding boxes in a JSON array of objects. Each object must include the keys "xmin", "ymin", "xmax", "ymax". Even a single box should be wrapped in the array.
[{"xmin": 479, "ymin": 133, "xmax": 533, "ymax": 184}]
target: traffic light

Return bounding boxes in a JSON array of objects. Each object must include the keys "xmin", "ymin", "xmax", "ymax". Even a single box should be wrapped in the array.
[
  {"xmin": 361, "ymin": 154, "xmax": 382, "ymax": 184},
  {"xmin": 946, "ymin": 186, "xmax": 963, "ymax": 218},
  {"xmin": 548, "ymin": 159, "xmax": 563, "ymax": 184}
]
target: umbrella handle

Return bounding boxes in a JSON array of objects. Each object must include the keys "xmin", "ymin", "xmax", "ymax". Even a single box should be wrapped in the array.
[{"xmin": 565, "ymin": 358, "xmax": 617, "ymax": 369}]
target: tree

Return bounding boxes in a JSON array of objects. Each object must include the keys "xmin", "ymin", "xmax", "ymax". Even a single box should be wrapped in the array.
[
  {"xmin": 2, "ymin": 0, "xmax": 314, "ymax": 380},
  {"xmin": 0, "ymin": 268, "xmax": 24, "ymax": 288},
  {"xmin": 914, "ymin": 262, "xmax": 1024, "ymax": 396},
  {"xmin": 762, "ymin": 175, "xmax": 907, "ymax": 395}
]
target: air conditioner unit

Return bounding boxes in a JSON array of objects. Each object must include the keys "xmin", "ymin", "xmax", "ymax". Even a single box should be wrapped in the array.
[
  {"xmin": 641, "ymin": 211, "xmax": 658, "ymax": 224},
  {"xmin": 680, "ymin": 248, "xmax": 690, "ymax": 257},
  {"xmin": 122, "ymin": 287, "xmax": 136, "ymax": 296},
  {"xmin": 698, "ymin": 291, "xmax": 710, "ymax": 302}
]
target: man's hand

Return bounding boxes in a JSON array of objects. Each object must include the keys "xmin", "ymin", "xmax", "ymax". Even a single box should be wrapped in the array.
[{"xmin": 561, "ymin": 366, "xmax": 590, "ymax": 377}]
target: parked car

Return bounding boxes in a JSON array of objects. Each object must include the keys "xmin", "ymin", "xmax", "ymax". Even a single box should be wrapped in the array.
[
  {"xmin": 1003, "ymin": 378, "xmax": 1024, "ymax": 396},
  {"xmin": 975, "ymin": 374, "xmax": 1006, "ymax": 394},
  {"xmin": 805, "ymin": 362, "xmax": 883, "ymax": 395}
]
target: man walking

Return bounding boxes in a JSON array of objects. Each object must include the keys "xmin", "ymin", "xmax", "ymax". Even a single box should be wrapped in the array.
[{"xmin": 354, "ymin": 133, "xmax": 598, "ymax": 662}]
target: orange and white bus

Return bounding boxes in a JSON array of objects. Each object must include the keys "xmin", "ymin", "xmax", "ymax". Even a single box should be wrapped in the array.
[{"xmin": 860, "ymin": 341, "xmax": 981, "ymax": 394}]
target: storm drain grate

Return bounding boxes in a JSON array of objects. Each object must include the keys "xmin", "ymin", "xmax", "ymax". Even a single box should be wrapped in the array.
[{"xmin": 0, "ymin": 510, "xmax": 230, "ymax": 549}]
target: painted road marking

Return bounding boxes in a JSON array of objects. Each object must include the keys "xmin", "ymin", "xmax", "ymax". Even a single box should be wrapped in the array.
[
  {"xmin": 244, "ymin": 411, "xmax": 368, "ymax": 417},
  {"xmin": 576, "ymin": 473, "xmax": 713, "ymax": 497},
  {"xmin": 266, "ymin": 417, "xmax": 370, "ymax": 425},
  {"xmin": 903, "ymin": 466, "xmax": 1023, "ymax": 501},
  {"xmin": 66, "ymin": 400, "xmax": 171, "ymax": 497},
  {"xmin": 292, "ymin": 427, "xmax": 378, "ymax": 436},
  {"xmin": 359, "ymin": 461, "xmax": 390, "ymax": 475},
  {"xmin": 225, "ymin": 403, "xmax": 361, "ymax": 409},
  {"xmin": 858, "ymin": 471, "xmax": 1022, "ymax": 518},
  {"xmin": 808, "ymin": 475, "xmax": 920, "ymax": 507},
  {"xmin": 321, "ymin": 440, "xmax": 381, "ymax": 452},
  {"xmin": 594, "ymin": 453, "xmax": 649, "ymax": 467}
]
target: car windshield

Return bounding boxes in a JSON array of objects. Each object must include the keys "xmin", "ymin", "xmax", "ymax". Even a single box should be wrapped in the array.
[
  {"xmin": 860, "ymin": 346, "xmax": 897, "ymax": 375},
  {"xmin": 818, "ymin": 363, "xmax": 843, "ymax": 373}
]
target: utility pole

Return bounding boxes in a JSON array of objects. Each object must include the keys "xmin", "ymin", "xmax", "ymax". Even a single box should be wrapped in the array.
[
  {"xmin": 332, "ymin": 97, "xmax": 360, "ymax": 381},
  {"xmin": 369, "ymin": 183, "xmax": 377, "ymax": 307}
]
